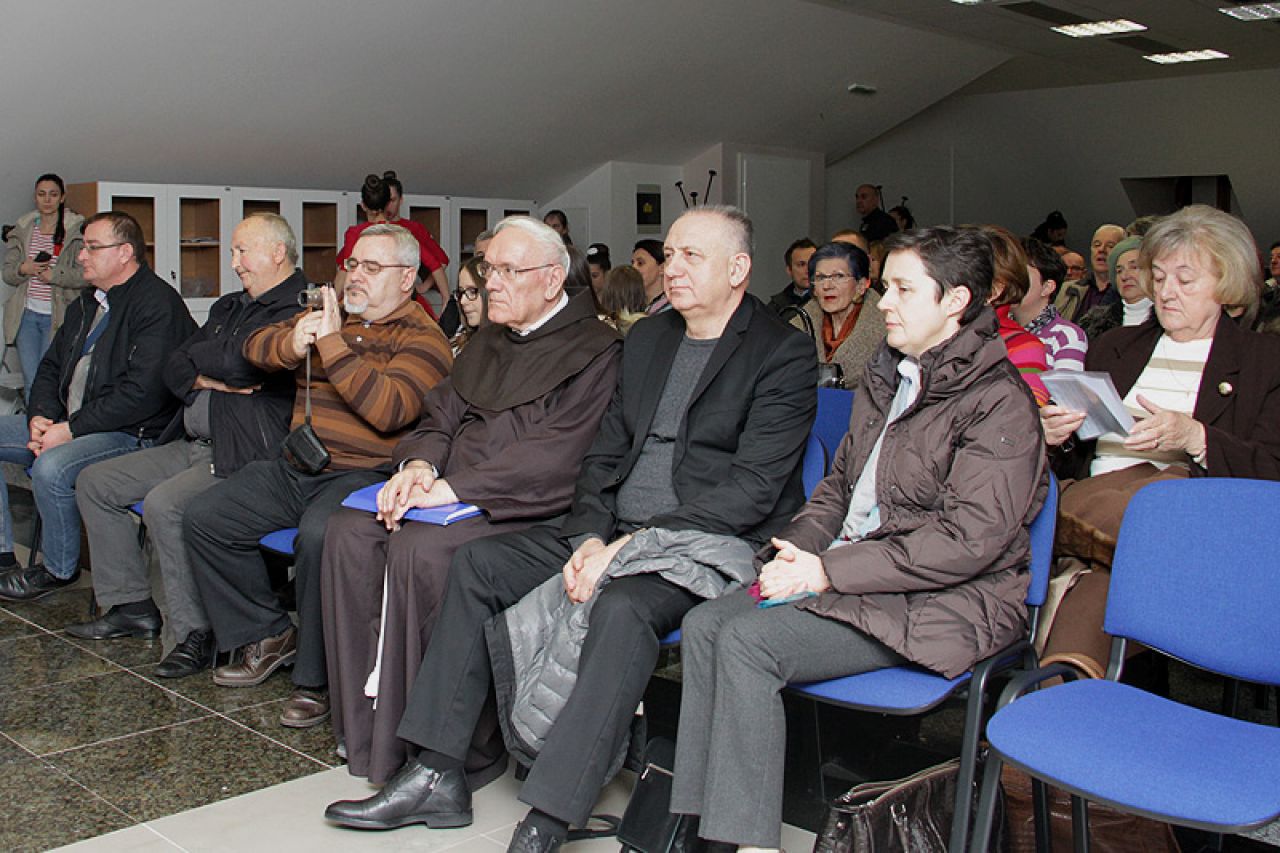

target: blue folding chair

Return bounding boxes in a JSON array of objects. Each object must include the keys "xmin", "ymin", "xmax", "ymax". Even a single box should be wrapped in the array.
[
  {"xmin": 813, "ymin": 387, "xmax": 854, "ymax": 460},
  {"xmin": 969, "ymin": 478, "xmax": 1280, "ymax": 852},
  {"xmin": 789, "ymin": 472, "xmax": 1057, "ymax": 852}
]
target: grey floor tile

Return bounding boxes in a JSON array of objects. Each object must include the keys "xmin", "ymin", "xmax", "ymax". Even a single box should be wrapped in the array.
[
  {"xmin": 47, "ymin": 714, "xmax": 328, "ymax": 823},
  {"xmin": 0, "ymin": 608, "xmax": 42, "ymax": 641},
  {"xmin": 0, "ymin": 633, "xmax": 119, "ymax": 692},
  {"xmin": 64, "ymin": 630, "xmax": 168, "ymax": 670},
  {"xmin": 0, "ymin": 669, "xmax": 209, "ymax": 756},
  {"xmin": 0, "ymin": 756, "xmax": 133, "ymax": 853},
  {"xmin": 226, "ymin": 698, "xmax": 342, "ymax": 767},
  {"xmin": 50, "ymin": 823, "xmax": 184, "ymax": 852},
  {"xmin": 139, "ymin": 662, "xmax": 296, "ymax": 714}
]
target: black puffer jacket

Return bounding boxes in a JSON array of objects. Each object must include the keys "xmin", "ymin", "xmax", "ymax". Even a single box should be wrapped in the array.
[
  {"xmin": 771, "ymin": 308, "xmax": 1047, "ymax": 678},
  {"xmin": 160, "ymin": 269, "xmax": 307, "ymax": 476},
  {"xmin": 29, "ymin": 265, "xmax": 195, "ymax": 440}
]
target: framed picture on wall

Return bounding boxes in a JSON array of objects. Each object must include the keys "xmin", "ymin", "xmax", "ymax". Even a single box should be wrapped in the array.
[{"xmin": 636, "ymin": 184, "xmax": 661, "ymax": 234}]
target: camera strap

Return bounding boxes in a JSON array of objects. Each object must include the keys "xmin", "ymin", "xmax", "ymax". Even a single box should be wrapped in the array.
[{"xmin": 304, "ymin": 346, "xmax": 314, "ymax": 425}]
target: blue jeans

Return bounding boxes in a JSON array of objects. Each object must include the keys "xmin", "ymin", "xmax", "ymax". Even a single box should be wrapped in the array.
[
  {"xmin": 15, "ymin": 309, "xmax": 52, "ymax": 404},
  {"xmin": 0, "ymin": 415, "xmax": 149, "ymax": 576}
]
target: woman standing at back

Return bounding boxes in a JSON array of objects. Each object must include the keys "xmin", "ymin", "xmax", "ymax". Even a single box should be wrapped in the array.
[{"xmin": 2, "ymin": 174, "xmax": 85, "ymax": 401}]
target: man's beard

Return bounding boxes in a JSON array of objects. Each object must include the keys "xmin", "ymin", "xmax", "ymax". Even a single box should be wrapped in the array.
[{"xmin": 343, "ymin": 296, "xmax": 367, "ymax": 315}]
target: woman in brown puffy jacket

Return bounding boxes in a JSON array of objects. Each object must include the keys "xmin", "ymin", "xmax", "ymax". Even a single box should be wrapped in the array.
[{"xmin": 670, "ymin": 227, "xmax": 1046, "ymax": 852}]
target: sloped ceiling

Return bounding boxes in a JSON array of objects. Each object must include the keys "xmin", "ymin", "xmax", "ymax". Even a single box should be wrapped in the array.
[{"xmin": 0, "ymin": 0, "xmax": 1006, "ymax": 214}]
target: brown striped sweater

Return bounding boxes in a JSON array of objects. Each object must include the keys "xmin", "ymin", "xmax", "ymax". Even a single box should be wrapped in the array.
[{"xmin": 244, "ymin": 300, "xmax": 452, "ymax": 471}]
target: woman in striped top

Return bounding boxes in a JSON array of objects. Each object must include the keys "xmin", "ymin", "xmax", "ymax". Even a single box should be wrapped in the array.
[
  {"xmin": 1040, "ymin": 205, "xmax": 1280, "ymax": 677},
  {"xmin": 1, "ymin": 174, "xmax": 85, "ymax": 401},
  {"xmin": 981, "ymin": 225, "xmax": 1050, "ymax": 406}
]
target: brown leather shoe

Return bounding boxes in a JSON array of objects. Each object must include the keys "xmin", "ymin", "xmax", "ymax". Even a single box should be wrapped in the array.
[
  {"xmin": 212, "ymin": 625, "xmax": 297, "ymax": 687},
  {"xmin": 280, "ymin": 687, "xmax": 330, "ymax": 728}
]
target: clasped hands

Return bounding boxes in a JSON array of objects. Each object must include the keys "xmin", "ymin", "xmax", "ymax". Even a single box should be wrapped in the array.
[
  {"xmin": 374, "ymin": 461, "xmax": 457, "ymax": 531},
  {"xmin": 561, "ymin": 534, "xmax": 633, "ymax": 604},
  {"xmin": 757, "ymin": 537, "xmax": 831, "ymax": 601},
  {"xmin": 28, "ymin": 416, "xmax": 71, "ymax": 456},
  {"xmin": 1040, "ymin": 394, "xmax": 1206, "ymax": 458},
  {"xmin": 291, "ymin": 285, "xmax": 343, "ymax": 358}
]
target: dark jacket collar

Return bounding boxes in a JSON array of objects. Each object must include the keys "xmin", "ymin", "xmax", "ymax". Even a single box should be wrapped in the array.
[{"xmin": 253, "ymin": 268, "xmax": 308, "ymax": 308}]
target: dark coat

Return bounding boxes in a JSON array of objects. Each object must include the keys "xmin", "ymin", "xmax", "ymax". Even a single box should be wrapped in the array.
[
  {"xmin": 559, "ymin": 293, "xmax": 816, "ymax": 549},
  {"xmin": 28, "ymin": 265, "xmax": 196, "ymax": 440},
  {"xmin": 774, "ymin": 309, "xmax": 1047, "ymax": 678},
  {"xmin": 160, "ymin": 269, "xmax": 308, "ymax": 476},
  {"xmin": 1074, "ymin": 312, "xmax": 1280, "ymax": 481}
]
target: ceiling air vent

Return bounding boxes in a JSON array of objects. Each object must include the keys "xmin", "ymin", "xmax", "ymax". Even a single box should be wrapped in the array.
[
  {"xmin": 1111, "ymin": 35, "xmax": 1182, "ymax": 54},
  {"xmin": 1001, "ymin": 2, "xmax": 1087, "ymax": 26}
]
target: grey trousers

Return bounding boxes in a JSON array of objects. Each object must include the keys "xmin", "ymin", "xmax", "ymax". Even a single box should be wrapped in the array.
[
  {"xmin": 670, "ymin": 589, "xmax": 906, "ymax": 848},
  {"xmin": 75, "ymin": 439, "xmax": 217, "ymax": 639}
]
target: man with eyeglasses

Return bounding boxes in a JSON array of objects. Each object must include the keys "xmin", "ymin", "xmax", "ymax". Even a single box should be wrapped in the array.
[
  {"xmin": 64, "ymin": 213, "xmax": 308, "ymax": 679},
  {"xmin": 325, "ymin": 206, "xmax": 815, "ymax": 853},
  {"xmin": 184, "ymin": 224, "xmax": 452, "ymax": 726},
  {"xmin": 320, "ymin": 215, "xmax": 621, "ymax": 783},
  {"xmin": 0, "ymin": 211, "xmax": 195, "ymax": 600}
]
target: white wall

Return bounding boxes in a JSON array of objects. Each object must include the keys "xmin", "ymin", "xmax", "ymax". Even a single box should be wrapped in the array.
[
  {"xmin": 827, "ymin": 67, "xmax": 1280, "ymax": 250},
  {"xmin": 541, "ymin": 161, "xmax": 684, "ymax": 266}
]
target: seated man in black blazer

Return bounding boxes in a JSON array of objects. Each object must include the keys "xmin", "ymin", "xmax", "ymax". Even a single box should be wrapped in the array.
[{"xmin": 324, "ymin": 205, "xmax": 817, "ymax": 851}]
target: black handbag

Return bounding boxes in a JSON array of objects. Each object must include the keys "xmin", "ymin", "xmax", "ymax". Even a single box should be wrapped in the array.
[
  {"xmin": 617, "ymin": 737, "xmax": 703, "ymax": 853},
  {"xmin": 281, "ymin": 347, "xmax": 330, "ymax": 474},
  {"xmin": 814, "ymin": 753, "xmax": 1002, "ymax": 853},
  {"xmin": 778, "ymin": 305, "xmax": 846, "ymax": 389}
]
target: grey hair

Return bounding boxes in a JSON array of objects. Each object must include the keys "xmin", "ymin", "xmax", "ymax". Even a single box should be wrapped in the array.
[
  {"xmin": 244, "ymin": 212, "xmax": 298, "ymax": 266},
  {"xmin": 678, "ymin": 205, "xmax": 755, "ymax": 259},
  {"xmin": 359, "ymin": 223, "xmax": 421, "ymax": 268},
  {"xmin": 491, "ymin": 216, "xmax": 570, "ymax": 272}
]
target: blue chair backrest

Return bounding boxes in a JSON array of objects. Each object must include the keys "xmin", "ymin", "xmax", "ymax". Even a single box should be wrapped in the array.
[
  {"xmin": 802, "ymin": 432, "xmax": 826, "ymax": 498},
  {"xmin": 1025, "ymin": 471, "xmax": 1058, "ymax": 608},
  {"xmin": 1105, "ymin": 478, "xmax": 1280, "ymax": 686},
  {"xmin": 814, "ymin": 388, "xmax": 855, "ymax": 460}
]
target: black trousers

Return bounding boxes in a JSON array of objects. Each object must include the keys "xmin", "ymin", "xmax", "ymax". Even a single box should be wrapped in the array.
[
  {"xmin": 185, "ymin": 458, "xmax": 385, "ymax": 688},
  {"xmin": 396, "ymin": 524, "xmax": 700, "ymax": 826}
]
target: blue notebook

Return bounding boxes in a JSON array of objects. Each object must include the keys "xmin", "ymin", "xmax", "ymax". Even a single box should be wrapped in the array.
[{"xmin": 341, "ymin": 482, "xmax": 482, "ymax": 526}]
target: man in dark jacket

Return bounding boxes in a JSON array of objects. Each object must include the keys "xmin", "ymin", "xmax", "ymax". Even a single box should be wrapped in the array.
[
  {"xmin": 0, "ymin": 211, "xmax": 194, "ymax": 601},
  {"xmin": 324, "ymin": 206, "xmax": 816, "ymax": 853},
  {"xmin": 64, "ymin": 214, "xmax": 306, "ymax": 678}
]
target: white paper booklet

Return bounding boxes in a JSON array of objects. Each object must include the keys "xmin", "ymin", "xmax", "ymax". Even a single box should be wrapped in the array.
[{"xmin": 1041, "ymin": 370, "xmax": 1135, "ymax": 441}]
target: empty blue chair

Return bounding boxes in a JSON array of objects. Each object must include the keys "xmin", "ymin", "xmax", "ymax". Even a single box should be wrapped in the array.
[
  {"xmin": 969, "ymin": 478, "xmax": 1280, "ymax": 852},
  {"xmin": 790, "ymin": 471, "xmax": 1058, "ymax": 851}
]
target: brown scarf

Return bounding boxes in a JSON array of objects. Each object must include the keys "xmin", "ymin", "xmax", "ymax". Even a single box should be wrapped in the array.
[{"xmin": 821, "ymin": 302, "xmax": 864, "ymax": 361}]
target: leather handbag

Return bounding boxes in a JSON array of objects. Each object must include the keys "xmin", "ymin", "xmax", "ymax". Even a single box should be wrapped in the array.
[
  {"xmin": 282, "ymin": 347, "xmax": 330, "ymax": 474},
  {"xmin": 814, "ymin": 754, "xmax": 1001, "ymax": 853},
  {"xmin": 617, "ymin": 737, "xmax": 703, "ymax": 853},
  {"xmin": 778, "ymin": 305, "xmax": 846, "ymax": 390}
]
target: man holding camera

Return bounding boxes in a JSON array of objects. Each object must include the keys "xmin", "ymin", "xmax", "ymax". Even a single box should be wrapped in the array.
[
  {"xmin": 185, "ymin": 224, "xmax": 452, "ymax": 724},
  {"xmin": 64, "ymin": 213, "xmax": 307, "ymax": 678}
]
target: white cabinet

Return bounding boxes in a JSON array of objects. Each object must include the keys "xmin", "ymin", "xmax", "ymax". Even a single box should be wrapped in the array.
[
  {"xmin": 448, "ymin": 197, "xmax": 535, "ymax": 278},
  {"xmin": 66, "ymin": 181, "xmax": 531, "ymax": 318}
]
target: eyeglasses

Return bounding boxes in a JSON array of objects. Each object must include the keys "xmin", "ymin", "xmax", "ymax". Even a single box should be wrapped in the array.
[
  {"xmin": 812, "ymin": 273, "xmax": 854, "ymax": 285},
  {"xmin": 83, "ymin": 242, "xmax": 125, "ymax": 252},
  {"xmin": 475, "ymin": 260, "xmax": 556, "ymax": 284},
  {"xmin": 455, "ymin": 286, "xmax": 482, "ymax": 301},
  {"xmin": 342, "ymin": 257, "xmax": 414, "ymax": 275}
]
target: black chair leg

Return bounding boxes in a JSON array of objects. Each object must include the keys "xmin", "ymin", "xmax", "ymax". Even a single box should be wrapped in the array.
[
  {"xmin": 1032, "ymin": 778, "xmax": 1051, "ymax": 853},
  {"xmin": 969, "ymin": 751, "xmax": 1004, "ymax": 853},
  {"xmin": 1070, "ymin": 795, "xmax": 1090, "ymax": 853},
  {"xmin": 27, "ymin": 510, "xmax": 40, "ymax": 569}
]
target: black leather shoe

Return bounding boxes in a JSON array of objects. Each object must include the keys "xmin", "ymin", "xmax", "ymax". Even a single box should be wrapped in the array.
[
  {"xmin": 155, "ymin": 630, "xmax": 215, "ymax": 678},
  {"xmin": 324, "ymin": 760, "xmax": 472, "ymax": 830},
  {"xmin": 0, "ymin": 565, "xmax": 79, "ymax": 602},
  {"xmin": 508, "ymin": 820, "xmax": 564, "ymax": 853},
  {"xmin": 65, "ymin": 604, "xmax": 161, "ymax": 640}
]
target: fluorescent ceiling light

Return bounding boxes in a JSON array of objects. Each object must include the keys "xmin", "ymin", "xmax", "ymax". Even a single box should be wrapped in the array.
[
  {"xmin": 1219, "ymin": 4, "xmax": 1280, "ymax": 20},
  {"xmin": 948, "ymin": 0, "xmax": 996, "ymax": 5},
  {"xmin": 1144, "ymin": 49, "xmax": 1230, "ymax": 64},
  {"xmin": 1051, "ymin": 19, "xmax": 1147, "ymax": 37}
]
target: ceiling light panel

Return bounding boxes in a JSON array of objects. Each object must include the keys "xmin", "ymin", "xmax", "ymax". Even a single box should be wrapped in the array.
[
  {"xmin": 1219, "ymin": 4, "xmax": 1280, "ymax": 21},
  {"xmin": 1051, "ymin": 19, "xmax": 1147, "ymax": 37},
  {"xmin": 1143, "ymin": 49, "xmax": 1231, "ymax": 64}
]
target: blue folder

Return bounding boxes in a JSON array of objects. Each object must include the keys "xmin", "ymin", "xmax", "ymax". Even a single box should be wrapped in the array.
[{"xmin": 341, "ymin": 482, "xmax": 482, "ymax": 526}]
